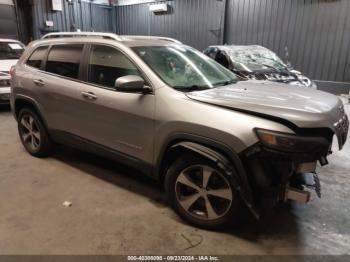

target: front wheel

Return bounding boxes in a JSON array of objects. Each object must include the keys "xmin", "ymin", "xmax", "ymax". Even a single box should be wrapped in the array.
[{"xmin": 165, "ymin": 153, "xmax": 241, "ymax": 229}]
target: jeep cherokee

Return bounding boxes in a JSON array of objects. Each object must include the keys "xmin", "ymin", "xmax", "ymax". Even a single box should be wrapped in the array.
[{"xmin": 10, "ymin": 32, "xmax": 349, "ymax": 228}]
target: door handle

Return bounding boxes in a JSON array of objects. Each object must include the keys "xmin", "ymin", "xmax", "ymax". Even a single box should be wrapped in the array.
[
  {"xmin": 81, "ymin": 91, "xmax": 97, "ymax": 100},
  {"xmin": 33, "ymin": 79, "xmax": 45, "ymax": 86}
]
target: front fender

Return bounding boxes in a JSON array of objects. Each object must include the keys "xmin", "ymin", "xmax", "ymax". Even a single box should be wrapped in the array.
[{"xmin": 155, "ymin": 133, "xmax": 259, "ymax": 219}]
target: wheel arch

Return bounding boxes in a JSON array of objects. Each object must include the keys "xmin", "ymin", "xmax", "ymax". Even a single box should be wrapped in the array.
[
  {"xmin": 14, "ymin": 96, "xmax": 48, "ymax": 130},
  {"xmin": 154, "ymin": 133, "xmax": 259, "ymax": 218}
]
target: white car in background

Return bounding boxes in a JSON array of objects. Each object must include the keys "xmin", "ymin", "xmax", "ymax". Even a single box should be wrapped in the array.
[{"xmin": 0, "ymin": 39, "xmax": 25, "ymax": 105}]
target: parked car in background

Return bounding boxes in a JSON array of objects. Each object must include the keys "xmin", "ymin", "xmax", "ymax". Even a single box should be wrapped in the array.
[
  {"xmin": 204, "ymin": 45, "xmax": 316, "ymax": 88},
  {"xmin": 0, "ymin": 39, "xmax": 25, "ymax": 104},
  {"xmin": 11, "ymin": 32, "xmax": 348, "ymax": 229}
]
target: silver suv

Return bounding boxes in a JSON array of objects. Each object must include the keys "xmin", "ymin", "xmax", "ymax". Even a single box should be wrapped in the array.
[{"xmin": 10, "ymin": 32, "xmax": 349, "ymax": 228}]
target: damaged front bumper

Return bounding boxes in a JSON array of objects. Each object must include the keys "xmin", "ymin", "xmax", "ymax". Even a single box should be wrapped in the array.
[{"xmin": 241, "ymin": 125, "xmax": 348, "ymax": 210}]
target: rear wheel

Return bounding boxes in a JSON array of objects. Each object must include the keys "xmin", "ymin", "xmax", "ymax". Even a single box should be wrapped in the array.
[
  {"xmin": 18, "ymin": 108, "xmax": 53, "ymax": 157},
  {"xmin": 165, "ymin": 153, "xmax": 240, "ymax": 229}
]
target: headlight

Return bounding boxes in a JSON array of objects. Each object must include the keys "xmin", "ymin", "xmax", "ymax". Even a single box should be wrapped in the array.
[
  {"xmin": 0, "ymin": 79, "xmax": 10, "ymax": 87},
  {"xmin": 255, "ymin": 128, "xmax": 329, "ymax": 154}
]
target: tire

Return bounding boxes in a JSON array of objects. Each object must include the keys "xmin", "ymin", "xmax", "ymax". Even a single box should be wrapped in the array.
[
  {"xmin": 18, "ymin": 108, "xmax": 53, "ymax": 157},
  {"xmin": 165, "ymin": 153, "xmax": 241, "ymax": 229}
]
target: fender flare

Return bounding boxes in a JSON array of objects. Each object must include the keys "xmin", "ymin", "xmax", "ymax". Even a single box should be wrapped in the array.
[
  {"xmin": 13, "ymin": 95, "xmax": 48, "ymax": 129},
  {"xmin": 171, "ymin": 141, "xmax": 236, "ymax": 176},
  {"xmin": 156, "ymin": 134, "xmax": 259, "ymax": 219}
]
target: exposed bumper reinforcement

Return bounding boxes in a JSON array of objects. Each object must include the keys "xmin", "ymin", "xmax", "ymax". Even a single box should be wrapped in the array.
[{"xmin": 284, "ymin": 186, "xmax": 311, "ymax": 203}]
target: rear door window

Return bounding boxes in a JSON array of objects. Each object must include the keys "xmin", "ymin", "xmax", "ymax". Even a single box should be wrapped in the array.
[
  {"xmin": 26, "ymin": 46, "xmax": 48, "ymax": 69},
  {"xmin": 45, "ymin": 44, "xmax": 83, "ymax": 79}
]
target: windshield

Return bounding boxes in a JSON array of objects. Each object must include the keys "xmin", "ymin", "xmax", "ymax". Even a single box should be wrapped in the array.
[
  {"xmin": 226, "ymin": 47, "xmax": 286, "ymax": 72},
  {"xmin": 0, "ymin": 42, "xmax": 24, "ymax": 60},
  {"xmin": 132, "ymin": 45, "xmax": 237, "ymax": 91}
]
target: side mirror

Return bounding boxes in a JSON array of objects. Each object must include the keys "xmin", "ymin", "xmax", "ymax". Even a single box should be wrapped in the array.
[{"xmin": 115, "ymin": 75, "xmax": 151, "ymax": 93}]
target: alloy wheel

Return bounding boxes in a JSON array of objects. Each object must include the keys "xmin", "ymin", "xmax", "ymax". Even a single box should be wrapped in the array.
[
  {"xmin": 175, "ymin": 165, "xmax": 233, "ymax": 220},
  {"xmin": 20, "ymin": 114, "xmax": 41, "ymax": 151}
]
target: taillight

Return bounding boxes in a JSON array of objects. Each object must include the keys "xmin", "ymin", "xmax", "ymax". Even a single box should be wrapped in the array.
[{"xmin": 10, "ymin": 65, "xmax": 16, "ymax": 78}]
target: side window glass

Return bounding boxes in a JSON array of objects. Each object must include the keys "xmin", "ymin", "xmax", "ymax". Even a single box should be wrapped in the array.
[
  {"xmin": 45, "ymin": 44, "xmax": 83, "ymax": 79},
  {"xmin": 26, "ymin": 46, "xmax": 48, "ymax": 69},
  {"xmin": 216, "ymin": 51, "xmax": 229, "ymax": 68},
  {"xmin": 206, "ymin": 48, "xmax": 217, "ymax": 60},
  {"xmin": 88, "ymin": 45, "xmax": 140, "ymax": 88}
]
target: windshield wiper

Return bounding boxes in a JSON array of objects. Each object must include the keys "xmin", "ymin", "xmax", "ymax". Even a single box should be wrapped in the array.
[
  {"xmin": 213, "ymin": 79, "xmax": 238, "ymax": 87},
  {"xmin": 173, "ymin": 85, "xmax": 211, "ymax": 92}
]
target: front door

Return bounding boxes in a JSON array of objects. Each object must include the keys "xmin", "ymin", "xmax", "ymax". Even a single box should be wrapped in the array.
[{"xmin": 75, "ymin": 44, "xmax": 155, "ymax": 164}]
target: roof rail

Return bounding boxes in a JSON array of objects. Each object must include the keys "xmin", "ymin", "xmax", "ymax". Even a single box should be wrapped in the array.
[
  {"xmin": 41, "ymin": 32, "xmax": 182, "ymax": 44},
  {"xmin": 121, "ymin": 35, "xmax": 182, "ymax": 44},
  {"xmin": 41, "ymin": 32, "xmax": 123, "ymax": 41}
]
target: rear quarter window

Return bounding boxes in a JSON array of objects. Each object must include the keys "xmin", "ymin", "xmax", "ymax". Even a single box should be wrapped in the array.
[{"xmin": 26, "ymin": 46, "xmax": 48, "ymax": 69}]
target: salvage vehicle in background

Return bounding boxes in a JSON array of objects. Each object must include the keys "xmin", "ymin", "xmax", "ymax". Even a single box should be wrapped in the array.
[
  {"xmin": 0, "ymin": 39, "xmax": 25, "ymax": 104},
  {"xmin": 11, "ymin": 32, "xmax": 349, "ymax": 229},
  {"xmin": 204, "ymin": 45, "xmax": 316, "ymax": 88}
]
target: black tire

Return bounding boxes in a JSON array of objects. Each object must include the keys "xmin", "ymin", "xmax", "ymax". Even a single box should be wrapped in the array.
[
  {"xmin": 18, "ymin": 108, "xmax": 53, "ymax": 157},
  {"xmin": 165, "ymin": 153, "xmax": 241, "ymax": 229}
]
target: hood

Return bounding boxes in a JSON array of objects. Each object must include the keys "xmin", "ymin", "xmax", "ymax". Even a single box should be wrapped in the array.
[
  {"xmin": 0, "ymin": 59, "xmax": 18, "ymax": 73},
  {"xmin": 186, "ymin": 81, "xmax": 348, "ymax": 147}
]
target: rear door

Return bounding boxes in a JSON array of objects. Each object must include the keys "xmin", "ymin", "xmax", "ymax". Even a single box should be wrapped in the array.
[
  {"xmin": 20, "ymin": 45, "xmax": 49, "ymax": 113},
  {"xmin": 74, "ymin": 44, "xmax": 155, "ymax": 164},
  {"xmin": 36, "ymin": 44, "xmax": 85, "ymax": 136}
]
